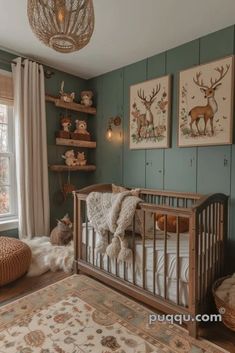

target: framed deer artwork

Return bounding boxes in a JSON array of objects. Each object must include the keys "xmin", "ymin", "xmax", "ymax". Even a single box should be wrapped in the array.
[
  {"xmin": 178, "ymin": 55, "xmax": 234, "ymax": 147},
  {"xmin": 129, "ymin": 75, "xmax": 171, "ymax": 149}
]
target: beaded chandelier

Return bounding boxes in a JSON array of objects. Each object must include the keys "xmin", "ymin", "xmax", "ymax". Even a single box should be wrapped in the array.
[{"xmin": 27, "ymin": 0, "xmax": 95, "ymax": 53}]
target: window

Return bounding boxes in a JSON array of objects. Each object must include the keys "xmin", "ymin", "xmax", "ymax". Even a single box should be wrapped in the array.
[{"xmin": 0, "ymin": 103, "xmax": 17, "ymax": 227}]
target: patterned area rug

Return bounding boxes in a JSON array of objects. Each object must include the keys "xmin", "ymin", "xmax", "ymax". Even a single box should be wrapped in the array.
[{"xmin": 0, "ymin": 275, "xmax": 227, "ymax": 353}]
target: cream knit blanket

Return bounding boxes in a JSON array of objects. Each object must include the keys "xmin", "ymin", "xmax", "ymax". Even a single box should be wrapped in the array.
[{"xmin": 87, "ymin": 191, "xmax": 141, "ymax": 263}]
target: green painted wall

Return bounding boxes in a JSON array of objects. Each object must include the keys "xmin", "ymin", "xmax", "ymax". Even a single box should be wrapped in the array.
[
  {"xmin": 0, "ymin": 49, "xmax": 92, "ymax": 235},
  {"xmin": 88, "ymin": 25, "xmax": 235, "ymax": 270}
]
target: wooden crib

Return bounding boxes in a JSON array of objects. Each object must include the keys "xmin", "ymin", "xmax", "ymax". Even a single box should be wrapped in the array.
[{"xmin": 73, "ymin": 183, "xmax": 228, "ymax": 338}]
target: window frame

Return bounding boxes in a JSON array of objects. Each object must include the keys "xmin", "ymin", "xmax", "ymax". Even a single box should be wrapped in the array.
[{"xmin": 0, "ymin": 103, "xmax": 18, "ymax": 226}]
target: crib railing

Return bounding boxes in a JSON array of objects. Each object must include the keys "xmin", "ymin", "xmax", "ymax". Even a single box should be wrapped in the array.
[{"xmin": 73, "ymin": 184, "xmax": 228, "ymax": 337}]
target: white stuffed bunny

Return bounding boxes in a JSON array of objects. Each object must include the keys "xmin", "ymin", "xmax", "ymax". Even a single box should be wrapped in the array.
[{"xmin": 62, "ymin": 150, "xmax": 78, "ymax": 166}]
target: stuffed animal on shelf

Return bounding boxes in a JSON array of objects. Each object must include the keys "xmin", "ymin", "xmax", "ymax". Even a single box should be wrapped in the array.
[
  {"xmin": 50, "ymin": 214, "xmax": 73, "ymax": 246},
  {"xmin": 59, "ymin": 81, "xmax": 75, "ymax": 103},
  {"xmin": 77, "ymin": 152, "xmax": 87, "ymax": 166},
  {"xmin": 74, "ymin": 120, "xmax": 90, "ymax": 135},
  {"xmin": 71, "ymin": 120, "xmax": 91, "ymax": 141},
  {"xmin": 80, "ymin": 90, "xmax": 93, "ymax": 107},
  {"xmin": 62, "ymin": 150, "xmax": 78, "ymax": 166},
  {"xmin": 60, "ymin": 115, "xmax": 72, "ymax": 132}
]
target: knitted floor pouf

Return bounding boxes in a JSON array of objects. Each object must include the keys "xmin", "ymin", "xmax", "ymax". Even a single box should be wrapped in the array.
[{"xmin": 0, "ymin": 237, "xmax": 32, "ymax": 286}]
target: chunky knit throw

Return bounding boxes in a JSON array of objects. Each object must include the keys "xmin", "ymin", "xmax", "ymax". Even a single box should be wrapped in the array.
[{"xmin": 87, "ymin": 191, "xmax": 141, "ymax": 263}]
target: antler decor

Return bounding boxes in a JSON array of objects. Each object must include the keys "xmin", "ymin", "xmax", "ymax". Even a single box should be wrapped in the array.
[
  {"xmin": 193, "ymin": 72, "xmax": 209, "ymax": 89},
  {"xmin": 193, "ymin": 65, "xmax": 230, "ymax": 89},
  {"xmin": 210, "ymin": 65, "xmax": 230, "ymax": 88},
  {"xmin": 137, "ymin": 85, "xmax": 161, "ymax": 103}
]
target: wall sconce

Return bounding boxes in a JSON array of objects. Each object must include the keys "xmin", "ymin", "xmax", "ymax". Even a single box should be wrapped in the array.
[{"xmin": 106, "ymin": 116, "xmax": 121, "ymax": 140}]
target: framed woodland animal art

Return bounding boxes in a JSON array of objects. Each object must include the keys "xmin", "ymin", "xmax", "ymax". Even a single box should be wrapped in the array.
[
  {"xmin": 129, "ymin": 75, "xmax": 171, "ymax": 149},
  {"xmin": 178, "ymin": 55, "xmax": 234, "ymax": 147}
]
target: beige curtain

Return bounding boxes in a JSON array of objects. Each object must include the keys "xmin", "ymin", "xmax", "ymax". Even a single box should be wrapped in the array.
[{"xmin": 12, "ymin": 58, "xmax": 50, "ymax": 238}]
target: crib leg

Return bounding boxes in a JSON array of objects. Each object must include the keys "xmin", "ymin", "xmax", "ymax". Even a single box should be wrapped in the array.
[
  {"xmin": 188, "ymin": 321, "xmax": 198, "ymax": 338},
  {"xmin": 73, "ymin": 261, "xmax": 79, "ymax": 274}
]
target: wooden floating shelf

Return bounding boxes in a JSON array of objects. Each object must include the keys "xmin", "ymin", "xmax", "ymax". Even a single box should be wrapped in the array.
[
  {"xmin": 49, "ymin": 165, "xmax": 96, "ymax": 172},
  {"xmin": 45, "ymin": 94, "xmax": 96, "ymax": 115},
  {"xmin": 56, "ymin": 138, "xmax": 96, "ymax": 149}
]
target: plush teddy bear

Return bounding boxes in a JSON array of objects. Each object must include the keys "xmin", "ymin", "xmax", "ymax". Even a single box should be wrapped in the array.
[
  {"xmin": 80, "ymin": 90, "xmax": 93, "ymax": 107},
  {"xmin": 156, "ymin": 214, "xmax": 189, "ymax": 233},
  {"xmin": 62, "ymin": 150, "xmax": 78, "ymax": 166},
  {"xmin": 74, "ymin": 120, "xmax": 89, "ymax": 135},
  {"xmin": 77, "ymin": 152, "xmax": 87, "ymax": 166}
]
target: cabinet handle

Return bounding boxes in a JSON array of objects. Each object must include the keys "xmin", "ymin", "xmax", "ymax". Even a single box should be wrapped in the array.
[{"xmin": 224, "ymin": 158, "xmax": 228, "ymax": 167}]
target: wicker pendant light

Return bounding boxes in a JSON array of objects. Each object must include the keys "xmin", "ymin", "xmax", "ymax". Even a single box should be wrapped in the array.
[{"xmin": 27, "ymin": 0, "xmax": 95, "ymax": 53}]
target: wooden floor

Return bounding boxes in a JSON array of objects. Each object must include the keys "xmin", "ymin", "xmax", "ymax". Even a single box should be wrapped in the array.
[
  {"xmin": 0, "ymin": 271, "xmax": 69, "ymax": 306},
  {"xmin": 0, "ymin": 271, "xmax": 234, "ymax": 352}
]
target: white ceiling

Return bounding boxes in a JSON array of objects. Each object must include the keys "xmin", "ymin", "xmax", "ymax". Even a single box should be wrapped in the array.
[{"xmin": 0, "ymin": 0, "xmax": 235, "ymax": 79}]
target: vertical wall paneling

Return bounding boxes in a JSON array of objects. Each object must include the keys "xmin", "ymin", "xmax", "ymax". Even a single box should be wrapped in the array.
[
  {"xmin": 197, "ymin": 26, "xmax": 234, "ymax": 195},
  {"xmin": 123, "ymin": 60, "xmax": 147, "ymax": 188},
  {"xmin": 87, "ymin": 69, "xmax": 124, "ymax": 185},
  {"xmin": 145, "ymin": 53, "xmax": 165, "ymax": 189},
  {"xmin": 164, "ymin": 41, "xmax": 199, "ymax": 192},
  {"xmin": 101, "ymin": 70, "xmax": 123, "ymax": 183},
  {"xmin": 86, "ymin": 75, "xmax": 103, "ymax": 184}
]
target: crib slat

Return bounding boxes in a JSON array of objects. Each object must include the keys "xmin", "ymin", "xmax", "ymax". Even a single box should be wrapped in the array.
[
  {"xmin": 199, "ymin": 212, "xmax": 203, "ymax": 302},
  {"xmin": 202, "ymin": 209, "xmax": 207, "ymax": 300},
  {"xmin": 204, "ymin": 208, "xmax": 207, "ymax": 301},
  {"xmin": 107, "ymin": 232, "xmax": 110, "ymax": 272},
  {"xmin": 132, "ymin": 215, "xmax": 136, "ymax": 285},
  {"xmin": 218, "ymin": 204, "xmax": 222, "ymax": 277},
  {"xmin": 208, "ymin": 205, "xmax": 212, "ymax": 291},
  {"xmin": 211, "ymin": 203, "xmax": 215, "ymax": 281},
  {"xmin": 176, "ymin": 216, "xmax": 180, "ymax": 305},
  {"xmin": 142, "ymin": 210, "xmax": 146, "ymax": 290},
  {"xmin": 215, "ymin": 203, "xmax": 219, "ymax": 277},
  {"xmin": 76, "ymin": 199, "xmax": 82, "ymax": 262},
  {"xmin": 85, "ymin": 206, "xmax": 88, "ymax": 262},
  {"xmin": 220, "ymin": 203, "xmax": 225, "ymax": 275},
  {"xmin": 164, "ymin": 214, "xmax": 167, "ymax": 299},
  {"xmin": 100, "ymin": 254, "xmax": 103, "ymax": 270},
  {"xmin": 115, "ymin": 258, "xmax": 118, "ymax": 277},
  {"xmin": 92, "ymin": 228, "xmax": 95, "ymax": 266},
  {"xmin": 153, "ymin": 213, "xmax": 156, "ymax": 295}
]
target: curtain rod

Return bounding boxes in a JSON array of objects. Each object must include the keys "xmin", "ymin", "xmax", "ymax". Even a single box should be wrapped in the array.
[{"xmin": 0, "ymin": 57, "xmax": 54, "ymax": 79}]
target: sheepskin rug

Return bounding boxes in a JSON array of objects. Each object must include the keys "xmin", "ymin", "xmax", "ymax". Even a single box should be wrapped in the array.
[{"xmin": 22, "ymin": 237, "xmax": 74, "ymax": 277}]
